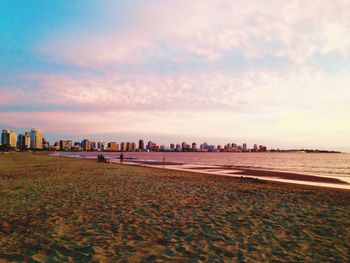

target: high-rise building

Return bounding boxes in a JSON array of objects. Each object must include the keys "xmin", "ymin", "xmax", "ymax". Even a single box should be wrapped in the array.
[
  {"xmin": 90, "ymin": 141, "xmax": 96, "ymax": 151},
  {"xmin": 126, "ymin": 142, "xmax": 132, "ymax": 151},
  {"xmin": 17, "ymin": 134, "xmax": 24, "ymax": 149},
  {"xmin": 97, "ymin": 142, "xmax": 105, "ymax": 151},
  {"xmin": 138, "ymin": 140, "xmax": 145, "ymax": 151},
  {"xmin": 72, "ymin": 142, "xmax": 82, "ymax": 151},
  {"xmin": 108, "ymin": 142, "xmax": 119, "ymax": 151},
  {"xmin": 131, "ymin": 142, "xmax": 136, "ymax": 151},
  {"xmin": 259, "ymin": 145, "xmax": 267, "ymax": 152},
  {"xmin": 200, "ymin": 142, "xmax": 208, "ymax": 151},
  {"xmin": 81, "ymin": 139, "xmax": 91, "ymax": 151},
  {"xmin": 120, "ymin": 142, "xmax": 127, "ymax": 152},
  {"xmin": 60, "ymin": 140, "xmax": 73, "ymax": 151},
  {"xmin": 192, "ymin": 142, "xmax": 197, "ymax": 151},
  {"xmin": 30, "ymin": 128, "xmax": 43, "ymax": 150},
  {"xmin": 242, "ymin": 143, "xmax": 247, "ymax": 152},
  {"xmin": 207, "ymin": 144, "xmax": 215, "ymax": 152},
  {"xmin": 17, "ymin": 132, "xmax": 31, "ymax": 149},
  {"xmin": 42, "ymin": 138, "xmax": 49, "ymax": 150},
  {"xmin": 170, "ymin": 143, "xmax": 175, "ymax": 151},
  {"xmin": 181, "ymin": 142, "xmax": 190, "ymax": 151},
  {"xmin": 1, "ymin": 129, "xmax": 17, "ymax": 148},
  {"xmin": 146, "ymin": 141, "xmax": 157, "ymax": 151},
  {"xmin": 232, "ymin": 143, "xmax": 237, "ymax": 152},
  {"xmin": 24, "ymin": 132, "xmax": 30, "ymax": 149}
]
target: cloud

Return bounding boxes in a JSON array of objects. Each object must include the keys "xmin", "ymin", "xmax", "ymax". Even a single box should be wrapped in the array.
[
  {"xmin": 2, "ymin": 67, "xmax": 349, "ymax": 115},
  {"xmin": 38, "ymin": 0, "xmax": 350, "ymax": 67}
]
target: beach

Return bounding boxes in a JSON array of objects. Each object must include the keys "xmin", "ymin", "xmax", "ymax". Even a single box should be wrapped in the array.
[{"xmin": 1, "ymin": 153, "xmax": 350, "ymax": 261}]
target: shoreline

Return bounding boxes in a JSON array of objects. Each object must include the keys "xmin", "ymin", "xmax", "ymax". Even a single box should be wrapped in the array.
[
  {"xmin": 49, "ymin": 153, "xmax": 350, "ymax": 191},
  {"xmin": 126, "ymin": 162, "xmax": 350, "ymax": 191}
]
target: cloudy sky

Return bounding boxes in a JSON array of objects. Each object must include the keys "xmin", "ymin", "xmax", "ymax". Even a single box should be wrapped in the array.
[{"xmin": 1, "ymin": 0, "xmax": 349, "ymax": 150}]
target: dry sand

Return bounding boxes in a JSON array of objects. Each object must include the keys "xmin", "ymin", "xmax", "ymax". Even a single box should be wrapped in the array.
[{"xmin": 0, "ymin": 153, "xmax": 350, "ymax": 262}]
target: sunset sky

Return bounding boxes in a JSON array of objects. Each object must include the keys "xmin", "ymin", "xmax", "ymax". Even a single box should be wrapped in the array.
[{"xmin": 1, "ymin": 1, "xmax": 349, "ymax": 150}]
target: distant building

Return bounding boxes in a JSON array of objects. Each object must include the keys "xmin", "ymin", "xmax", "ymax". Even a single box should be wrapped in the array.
[
  {"xmin": 181, "ymin": 142, "xmax": 187, "ymax": 151},
  {"xmin": 90, "ymin": 141, "xmax": 96, "ymax": 151},
  {"xmin": 60, "ymin": 140, "xmax": 73, "ymax": 151},
  {"xmin": 175, "ymin": 144, "xmax": 181, "ymax": 151},
  {"xmin": 181, "ymin": 142, "xmax": 190, "ymax": 151},
  {"xmin": 192, "ymin": 142, "xmax": 197, "ymax": 151},
  {"xmin": 18, "ymin": 131, "xmax": 35, "ymax": 150},
  {"xmin": 146, "ymin": 141, "xmax": 158, "ymax": 151},
  {"xmin": 1, "ymin": 129, "xmax": 17, "ymax": 148},
  {"xmin": 120, "ymin": 142, "xmax": 127, "ymax": 152},
  {"xmin": 207, "ymin": 145, "xmax": 215, "ymax": 152},
  {"xmin": 73, "ymin": 142, "xmax": 82, "ymax": 151},
  {"xmin": 259, "ymin": 145, "xmax": 267, "ymax": 152},
  {"xmin": 200, "ymin": 142, "xmax": 208, "ymax": 151},
  {"xmin": 139, "ymin": 140, "xmax": 145, "ymax": 151},
  {"xmin": 81, "ymin": 139, "xmax": 91, "ymax": 151},
  {"xmin": 17, "ymin": 134, "xmax": 22, "ymax": 148},
  {"xmin": 126, "ymin": 142, "xmax": 131, "ymax": 151},
  {"xmin": 53, "ymin": 141, "xmax": 60, "ymax": 151},
  {"xmin": 232, "ymin": 143, "xmax": 237, "ymax": 152},
  {"xmin": 253, "ymin": 144, "xmax": 258, "ymax": 152},
  {"xmin": 170, "ymin": 143, "xmax": 175, "ymax": 151},
  {"xmin": 242, "ymin": 143, "xmax": 247, "ymax": 152},
  {"xmin": 42, "ymin": 138, "xmax": 50, "ymax": 150},
  {"xmin": 160, "ymin": 145, "xmax": 166, "ymax": 151},
  {"xmin": 108, "ymin": 142, "xmax": 119, "ymax": 151},
  {"xmin": 30, "ymin": 128, "xmax": 43, "ymax": 150},
  {"xmin": 131, "ymin": 142, "xmax": 136, "ymax": 151},
  {"xmin": 24, "ymin": 132, "xmax": 30, "ymax": 149},
  {"xmin": 97, "ymin": 142, "xmax": 105, "ymax": 151}
]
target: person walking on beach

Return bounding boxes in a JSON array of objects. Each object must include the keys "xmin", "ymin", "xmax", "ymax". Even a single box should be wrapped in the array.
[
  {"xmin": 162, "ymin": 156, "xmax": 166, "ymax": 169},
  {"xmin": 120, "ymin": 152, "xmax": 124, "ymax": 163}
]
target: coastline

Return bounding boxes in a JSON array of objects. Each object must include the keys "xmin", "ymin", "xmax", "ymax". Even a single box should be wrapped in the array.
[
  {"xmin": 43, "ymin": 152, "xmax": 350, "ymax": 191},
  {"xmin": 93, "ymin": 157, "xmax": 350, "ymax": 191}
]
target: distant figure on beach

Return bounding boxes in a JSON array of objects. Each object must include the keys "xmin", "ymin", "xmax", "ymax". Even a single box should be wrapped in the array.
[
  {"xmin": 120, "ymin": 152, "xmax": 124, "ymax": 163},
  {"xmin": 97, "ymin": 154, "xmax": 106, "ymax": 163},
  {"xmin": 162, "ymin": 156, "xmax": 166, "ymax": 168}
]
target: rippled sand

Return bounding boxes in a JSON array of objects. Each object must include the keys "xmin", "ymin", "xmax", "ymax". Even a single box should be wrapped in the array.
[{"xmin": 0, "ymin": 153, "xmax": 350, "ymax": 262}]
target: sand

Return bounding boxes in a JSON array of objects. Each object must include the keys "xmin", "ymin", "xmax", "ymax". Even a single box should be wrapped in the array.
[{"xmin": 0, "ymin": 153, "xmax": 350, "ymax": 262}]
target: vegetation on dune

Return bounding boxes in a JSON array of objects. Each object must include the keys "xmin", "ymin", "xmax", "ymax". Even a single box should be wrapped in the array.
[{"xmin": 0, "ymin": 153, "xmax": 350, "ymax": 262}]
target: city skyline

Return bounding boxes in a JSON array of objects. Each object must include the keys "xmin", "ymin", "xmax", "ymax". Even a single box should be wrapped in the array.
[
  {"xmin": 0, "ymin": 125, "xmax": 349, "ymax": 152},
  {"xmin": 1, "ymin": 126, "xmax": 268, "ymax": 152},
  {"xmin": 1, "ymin": 1, "xmax": 349, "ymax": 152},
  {"xmin": 0, "ymin": 126, "xmax": 343, "ymax": 153}
]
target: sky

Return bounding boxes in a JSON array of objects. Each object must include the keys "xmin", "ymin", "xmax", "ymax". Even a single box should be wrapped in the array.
[{"xmin": 0, "ymin": 0, "xmax": 350, "ymax": 151}]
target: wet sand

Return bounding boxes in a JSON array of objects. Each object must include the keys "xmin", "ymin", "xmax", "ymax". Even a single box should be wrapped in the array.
[
  {"xmin": 124, "ymin": 160, "xmax": 350, "ymax": 190},
  {"xmin": 188, "ymin": 166, "xmax": 347, "ymax": 184}
]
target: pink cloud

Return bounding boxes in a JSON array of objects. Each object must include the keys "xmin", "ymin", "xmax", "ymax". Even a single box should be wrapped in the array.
[{"xmin": 38, "ymin": 0, "xmax": 350, "ymax": 67}]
